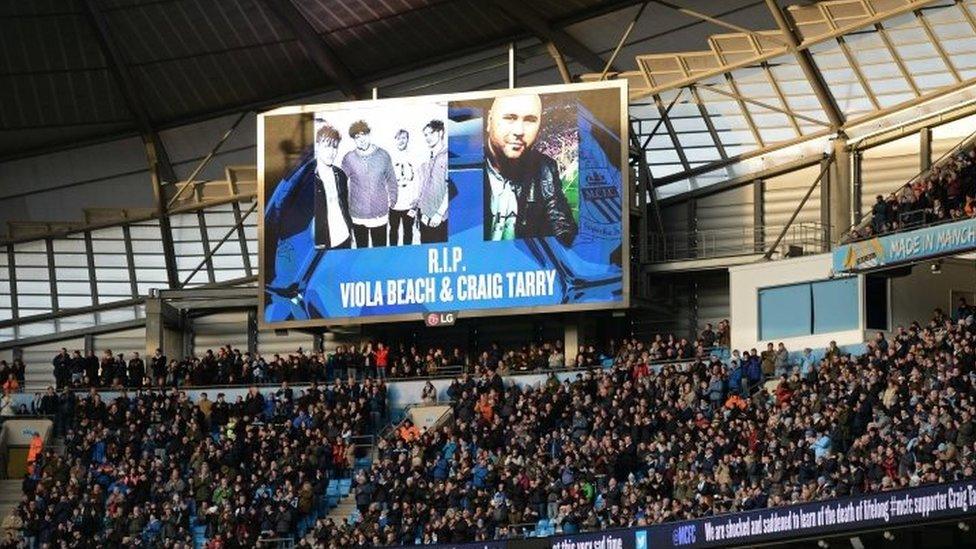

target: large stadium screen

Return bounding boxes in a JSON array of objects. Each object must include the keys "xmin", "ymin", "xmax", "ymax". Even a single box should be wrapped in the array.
[{"xmin": 259, "ymin": 80, "xmax": 629, "ymax": 327}]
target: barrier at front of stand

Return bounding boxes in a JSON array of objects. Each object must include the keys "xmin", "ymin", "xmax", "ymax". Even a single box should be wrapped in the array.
[
  {"xmin": 407, "ymin": 479, "xmax": 976, "ymax": 549},
  {"xmin": 833, "ymin": 217, "xmax": 976, "ymax": 273}
]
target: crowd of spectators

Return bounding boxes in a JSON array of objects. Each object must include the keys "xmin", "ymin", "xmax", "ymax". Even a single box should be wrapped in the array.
[
  {"xmin": 46, "ymin": 320, "xmax": 731, "ymax": 393},
  {"xmin": 0, "ymin": 324, "xmax": 735, "ymax": 546},
  {"xmin": 296, "ymin": 313, "xmax": 976, "ymax": 546},
  {"xmin": 48, "ymin": 341, "xmax": 568, "ymax": 392},
  {"xmin": 6, "ymin": 380, "xmax": 386, "ymax": 548},
  {"xmin": 848, "ymin": 144, "xmax": 976, "ymax": 241}
]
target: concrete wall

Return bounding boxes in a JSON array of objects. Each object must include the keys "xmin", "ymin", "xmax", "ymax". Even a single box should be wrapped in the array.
[{"xmin": 728, "ymin": 253, "xmax": 864, "ymax": 351}]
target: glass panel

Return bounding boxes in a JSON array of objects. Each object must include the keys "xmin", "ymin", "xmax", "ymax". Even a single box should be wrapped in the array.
[
  {"xmin": 94, "ymin": 268, "xmax": 130, "ymax": 281},
  {"xmin": 59, "ymin": 295, "xmax": 94, "ymax": 308},
  {"xmin": 96, "ymin": 282, "xmax": 132, "ymax": 297},
  {"xmin": 812, "ymin": 278, "xmax": 859, "ymax": 333},
  {"xmin": 759, "ymin": 283, "xmax": 812, "ymax": 340},
  {"xmin": 52, "ymin": 239, "xmax": 86, "ymax": 253}
]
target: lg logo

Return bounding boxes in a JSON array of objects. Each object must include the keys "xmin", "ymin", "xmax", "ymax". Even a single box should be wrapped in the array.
[{"xmin": 424, "ymin": 312, "xmax": 456, "ymax": 327}]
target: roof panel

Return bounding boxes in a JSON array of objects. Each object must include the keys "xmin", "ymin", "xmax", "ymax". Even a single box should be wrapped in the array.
[{"xmin": 0, "ymin": 0, "xmax": 639, "ymax": 158}]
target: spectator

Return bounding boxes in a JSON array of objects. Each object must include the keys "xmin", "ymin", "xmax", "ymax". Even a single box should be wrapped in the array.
[
  {"xmin": 773, "ymin": 342, "xmax": 790, "ymax": 377},
  {"xmin": 799, "ymin": 348, "xmax": 816, "ymax": 381},
  {"xmin": 421, "ymin": 381, "xmax": 437, "ymax": 405}
]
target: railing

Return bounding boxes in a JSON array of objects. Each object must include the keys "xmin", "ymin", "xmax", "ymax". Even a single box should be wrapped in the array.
[
  {"xmin": 843, "ymin": 126, "xmax": 976, "ymax": 243},
  {"xmin": 255, "ymin": 537, "xmax": 294, "ymax": 549},
  {"xmin": 648, "ymin": 222, "xmax": 826, "ymax": 262}
]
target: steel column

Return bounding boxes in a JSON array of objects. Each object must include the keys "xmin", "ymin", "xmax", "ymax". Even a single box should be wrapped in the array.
[
  {"xmin": 83, "ymin": 231, "xmax": 99, "ymax": 307},
  {"xmin": 232, "ymin": 201, "xmax": 253, "ymax": 278}
]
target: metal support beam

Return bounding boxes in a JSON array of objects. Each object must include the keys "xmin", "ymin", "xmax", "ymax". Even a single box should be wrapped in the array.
[
  {"xmin": 652, "ymin": 0, "xmax": 791, "ymax": 47},
  {"xmin": 168, "ymin": 111, "xmax": 249, "ymax": 209},
  {"xmin": 642, "ymin": 0, "xmax": 941, "ymax": 97},
  {"xmin": 82, "ymin": 0, "xmax": 180, "ymax": 290},
  {"xmin": 820, "ymin": 154, "xmax": 831, "ymax": 252},
  {"xmin": 45, "ymin": 239, "xmax": 58, "ymax": 313},
  {"xmin": 764, "ymin": 0, "xmax": 845, "ymax": 128},
  {"xmin": 757, "ymin": 58, "xmax": 803, "ymax": 135},
  {"xmin": 828, "ymin": 136, "xmax": 851, "ymax": 246},
  {"xmin": 852, "ymin": 149, "xmax": 864, "ymax": 225},
  {"xmin": 920, "ymin": 127, "xmax": 932, "ymax": 172},
  {"xmin": 724, "ymin": 73, "xmax": 765, "ymax": 148},
  {"xmin": 753, "ymin": 179, "xmax": 765, "ymax": 252},
  {"xmin": 600, "ymin": 1, "xmax": 650, "ymax": 81},
  {"xmin": 687, "ymin": 86, "xmax": 728, "ymax": 160},
  {"xmin": 232, "ymin": 201, "xmax": 253, "ymax": 278},
  {"xmin": 122, "ymin": 225, "xmax": 139, "ymax": 299},
  {"xmin": 838, "ymin": 37, "xmax": 881, "ymax": 110},
  {"xmin": 764, "ymin": 153, "xmax": 833, "ymax": 259},
  {"xmin": 259, "ymin": 0, "xmax": 365, "ymax": 99},
  {"xmin": 631, "ymin": 130, "xmax": 665, "ymax": 239},
  {"xmin": 491, "ymin": 0, "xmax": 615, "ymax": 74},
  {"xmin": 874, "ymin": 22, "xmax": 921, "ymax": 96},
  {"xmin": 694, "ymin": 83, "xmax": 830, "ymax": 127},
  {"xmin": 915, "ymin": 9, "xmax": 961, "ymax": 82},
  {"xmin": 84, "ymin": 333, "xmax": 95, "ymax": 356},
  {"xmin": 83, "ymin": 231, "xmax": 99, "ymax": 307},
  {"xmin": 196, "ymin": 210, "xmax": 216, "ymax": 284},
  {"xmin": 7, "ymin": 247, "xmax": 18, "ymax": 320},
  {"xmin": 181, "ymin": 202, "xmax": 258, "ymax": 287},
  {"xmin": 638, "ymin": 87, "xmax": 684, "ymax": 150},
  {"xmin": 508, "ymin": 42, "xmax": 518, "ymax": 89},
  {"xmin": 653, "ymin": 94, "xmax": 691, "ymax": 172},
  {"xmin": 546, "ymin": 43, "xmax": 573, "ymax": 84},
  {"xmin": 959, "ymin": 0, "xmax": 976, "ymax": 37}
]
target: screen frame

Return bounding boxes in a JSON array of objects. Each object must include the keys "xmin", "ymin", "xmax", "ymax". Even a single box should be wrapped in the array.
[{"xmin": 257, "ymin": 79, "xmax": 630, "ymax": 329}]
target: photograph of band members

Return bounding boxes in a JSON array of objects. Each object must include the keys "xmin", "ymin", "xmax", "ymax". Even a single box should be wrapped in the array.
[
  {"xmin": 341, "ymin": 120, "xmax": 398, "ymax": 248},
  {"xmin": 312, "ymin": 124, "xmax": 354, "ymax": 249},
  {"xmin": 416, "ymin": 120, "xmax": 449, "ymax": 243},
  {"xmin": 483, "ymin": 93, "xmax": 578, "ymax": 247},
  {"xmin": 389, "ymin": 129, "xmax": 418, "ymax": 246}
]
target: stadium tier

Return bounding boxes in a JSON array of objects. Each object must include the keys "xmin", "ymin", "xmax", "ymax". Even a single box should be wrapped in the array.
[{"xmin": 5, "ymin": 1, "xmax": 976, "ymax": 548}]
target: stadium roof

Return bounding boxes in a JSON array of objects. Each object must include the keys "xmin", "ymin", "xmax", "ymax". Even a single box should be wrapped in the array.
[{"xmin": 0, "ymin": 0, "xmax": 643, "ymax": 160}]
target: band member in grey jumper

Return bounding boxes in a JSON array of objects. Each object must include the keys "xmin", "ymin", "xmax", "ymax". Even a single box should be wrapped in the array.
[
  {"xmin": 416, "ymin": 119, "xmax": 450, "ymax": 243},
  {"xmin": 341, "ymin": 120, "xmax": 398, "ymax": 248}
]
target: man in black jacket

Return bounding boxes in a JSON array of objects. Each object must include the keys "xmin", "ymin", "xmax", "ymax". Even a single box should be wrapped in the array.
[
  {"xmin": 484, "ymin": 93, "xmax": 577, "ymax": 246},
  {"xmin": 52, "ymin": 349, "xmax": 70, "ymax": 390},
  {"xmin": 265, "ymin": 124, "xmax": 353, "ymax": 316}
]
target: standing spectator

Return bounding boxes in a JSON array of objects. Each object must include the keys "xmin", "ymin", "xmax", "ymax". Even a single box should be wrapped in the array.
[
  {"xmin": 421, "ymin": 381, "xmax": 437, "ymax": 405},
  {"xmin": 773, "ymin": 342, "xmax": 790, "ymax": 377},
  {"xmin": 375, "ymin": 342, "xmax": 389, "ymax": 380},
  {"xmin": 958, "ymin": 297, "xmax": 972, "ymax": 321},
  {"xmin": 127, "ymin": 352, "xmax": 145, "ymax": 388},
  {"xmin": 700, "ymin": 324, "xmax": 716, "ymax": 349},
  {"xmin": 150, "ymin": 348, "xmax": 167, "ymax": 386},
  {"xmin": 3, "ymin": 374, "xmax": 19, "ymax": 395},
  {"xmin": 761, "ymin": 343, "xmax": 777, "ymax": 377},
  {"xmin": 871, "ymin": 195, "xmax": 888, "ymax": 233},
  {"xmin": 799, "ymin": 348, "xmax": 816, "ymax": 381},
  {"xmin": 52, "ymin": 348, "xmax": 70, "ymax": 390}
]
